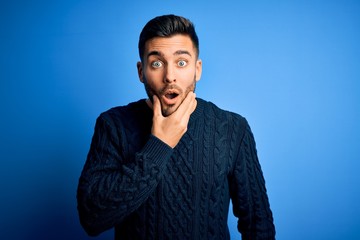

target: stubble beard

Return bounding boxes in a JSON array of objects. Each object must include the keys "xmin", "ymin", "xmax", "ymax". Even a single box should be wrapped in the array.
[{"xmin": 143, "ymin": 76, "xmax": 197, "ymax": 117}]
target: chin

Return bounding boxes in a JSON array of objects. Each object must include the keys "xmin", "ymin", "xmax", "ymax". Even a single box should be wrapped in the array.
[{"xmin": 161, "ymin": 103, "xmax": 179, "ymax": 117}]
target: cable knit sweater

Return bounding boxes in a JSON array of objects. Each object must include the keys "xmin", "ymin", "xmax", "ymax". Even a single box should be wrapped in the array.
[{"xmin": 77, "ymin": 98, "xmax": 275, "ymax": 239}]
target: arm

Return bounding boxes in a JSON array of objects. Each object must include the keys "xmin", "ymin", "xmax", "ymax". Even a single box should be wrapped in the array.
[
  {"xmin": 230, "ymin": 121, "xmax": 275, "ymax": 240},
  {"xmin": 77, "ymin": 93, "xmax": 197, "ymax": 236},
  {"xmin": 77, "ymin": 114, "xmax": 173, "ymax": 236}
]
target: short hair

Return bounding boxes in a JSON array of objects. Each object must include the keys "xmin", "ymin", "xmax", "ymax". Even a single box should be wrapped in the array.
[{"xmin": 138, "ymin": 14, "xmax": 199, "ymax": 61}]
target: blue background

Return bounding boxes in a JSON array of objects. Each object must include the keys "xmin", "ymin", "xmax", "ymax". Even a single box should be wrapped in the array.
[{"xmin": 1, "ymin": 0, "xmax": 359, "ymax": 239}]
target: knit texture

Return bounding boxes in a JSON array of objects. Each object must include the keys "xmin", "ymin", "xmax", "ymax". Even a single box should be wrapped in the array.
[{"xmin": 77, "ymin": 98, "xmax": 275, "ymax": 239}]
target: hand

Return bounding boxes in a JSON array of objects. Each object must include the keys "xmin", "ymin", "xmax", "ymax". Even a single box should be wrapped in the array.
[{"xmin": 151, "ymin": 92, "xmax": 197, "ymax": 148}]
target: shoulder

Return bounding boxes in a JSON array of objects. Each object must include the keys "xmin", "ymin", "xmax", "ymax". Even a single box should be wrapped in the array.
[
  {"xmin": 96, "ymin": 99, "xmax": 152, "ymax": 129},
  {"xmin": 100, "ymin": 99, "xmax": 148, "ymax": 119},
  {"xmin": 197, "ymin": 98, "xmax": 249, "ymax": 128}
]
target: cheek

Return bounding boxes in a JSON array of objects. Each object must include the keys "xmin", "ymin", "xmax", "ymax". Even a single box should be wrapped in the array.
[
  {"xmin": 144, "ymin": 69, "xmax": 164, "ymax": 84},
  {"xmin": 179, "ymin": 67, "xmax": 196, "ymax": 82},
  {"xmin": 143, "ymin": 74, "xmax": 162, "ymax": 93}
]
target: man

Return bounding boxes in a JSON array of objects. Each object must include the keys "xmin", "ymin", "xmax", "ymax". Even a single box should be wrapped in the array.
[{"xmin": 77, "ymin": 14, "xmax": 275, "ymax": 239}]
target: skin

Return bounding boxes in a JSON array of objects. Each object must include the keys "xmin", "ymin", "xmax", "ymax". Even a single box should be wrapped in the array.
[{"xmin": 137, "ymin": 34, "xmax": 202, "ymax": 148}]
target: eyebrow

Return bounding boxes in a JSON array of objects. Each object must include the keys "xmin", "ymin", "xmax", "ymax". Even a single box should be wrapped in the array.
[
  {"xmin": 146, "ymin": 50, "xmax": 192, "ymax": 59},
  {"xmin": 174, "ymin": 50, "xmax": 192, "ymax": 57}
]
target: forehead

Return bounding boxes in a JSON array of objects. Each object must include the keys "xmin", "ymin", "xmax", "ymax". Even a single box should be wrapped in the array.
[{"xmin": 145, "ymin": 34, "xmax": 196, "ymax": 57}]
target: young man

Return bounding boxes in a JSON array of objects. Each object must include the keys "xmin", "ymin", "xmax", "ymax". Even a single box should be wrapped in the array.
[{"xmin": 77, "ymin": 14, "xmax": 275, "ymax": 239}]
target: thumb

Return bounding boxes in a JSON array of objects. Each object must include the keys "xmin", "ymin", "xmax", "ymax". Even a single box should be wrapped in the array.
[{"xmin": 152, "ymin": 95, "xmax": 162, "ymax": 117}]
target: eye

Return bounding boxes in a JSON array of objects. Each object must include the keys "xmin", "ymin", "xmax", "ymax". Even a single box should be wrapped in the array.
[
  {"xmin": 151, "ymin": 61, "xmax": 163, "ymax": 68},
  {"xmin": 177, "ymin": 60, "xmax": 187, "ymax": 67}
]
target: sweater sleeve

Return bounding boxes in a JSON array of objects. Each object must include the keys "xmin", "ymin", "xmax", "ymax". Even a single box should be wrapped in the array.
[
  {"xmin": 77, "ymin": 113, "xmax": 173, "ymax": 236},
  {"xmin": 230, "ymin": 120, "xmax": 275, "ymax": 240}
]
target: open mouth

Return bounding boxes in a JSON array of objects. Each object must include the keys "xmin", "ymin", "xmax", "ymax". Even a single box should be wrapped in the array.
[
  {"xmin": 162, "ymin": 90, "xmax": 180, "ymax": 105},
  {"xmin": 160, "ymin": 85, "xmax": 182, "ymax": 105},
  {"xmin": 165, "ymin": 93, "xmax": 179, "ymax": 99}
]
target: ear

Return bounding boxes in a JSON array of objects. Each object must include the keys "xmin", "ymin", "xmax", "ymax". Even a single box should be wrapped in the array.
[
  {"xmin": 195, "ymin": 59, "xmax": 202, "ymax": 81},
  {"xmin": 137, "ymin": 61, "xmax": 144, "ymax": 83}
]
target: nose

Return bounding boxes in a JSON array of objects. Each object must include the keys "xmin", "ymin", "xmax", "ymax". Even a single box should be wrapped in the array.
[{"xmin": 164, "ymin": 65, "xmax": 176, "ymax": 83}]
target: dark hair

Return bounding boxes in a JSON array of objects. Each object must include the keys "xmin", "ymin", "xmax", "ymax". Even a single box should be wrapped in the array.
[{"xmin": 138, "ymin": 14, "xmax": 199, "ymax": 61}]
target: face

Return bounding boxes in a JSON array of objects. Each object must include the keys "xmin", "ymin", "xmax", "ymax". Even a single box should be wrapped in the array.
[{"xmin": 137, "ymin": 34, "xmax": 202, "ymax": 116}]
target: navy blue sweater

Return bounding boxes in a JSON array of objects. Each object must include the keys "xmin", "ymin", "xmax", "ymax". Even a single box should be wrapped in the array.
[{"xmin": 77, "ymin": 98, "xmax": 275, "ymax": 239}]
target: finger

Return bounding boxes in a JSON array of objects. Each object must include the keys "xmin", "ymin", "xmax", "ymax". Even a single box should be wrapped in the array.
[
  {"xmin": 184, "ymin": 93, "xmax": 197, "ymax": 116},
  {"xmin": 183, "ymin": 92, "xmax": 196, "ymax": 114},
  {"xmin": 190, "ymin": 94, "xmax": 197, "ymax": 112},
  {"xmin": 174, "ymin": 92, "xmax": 195, "ymax": 116}
]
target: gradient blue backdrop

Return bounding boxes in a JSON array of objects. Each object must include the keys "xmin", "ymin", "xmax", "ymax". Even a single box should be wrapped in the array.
[{"xmin": 1, "ymin": 1, "xmax": 359, "ymax": 239}]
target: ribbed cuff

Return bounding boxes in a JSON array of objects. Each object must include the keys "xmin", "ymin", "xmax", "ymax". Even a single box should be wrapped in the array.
[{"xmin": 141, "ymin": 135, "xmax": 174, "ymax": 167}]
